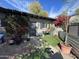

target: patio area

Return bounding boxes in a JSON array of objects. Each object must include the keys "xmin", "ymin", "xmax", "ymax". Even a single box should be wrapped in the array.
[{"xmin": 0, "ymin": 33, "xmax": 77, "ymax": 59}]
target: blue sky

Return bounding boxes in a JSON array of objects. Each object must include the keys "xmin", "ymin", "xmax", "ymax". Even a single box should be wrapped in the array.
[{"xmin": 0, "ymin": 0, "xmax": 79, "ymax": 18}]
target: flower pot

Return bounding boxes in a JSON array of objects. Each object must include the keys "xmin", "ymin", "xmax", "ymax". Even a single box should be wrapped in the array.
[{"xmin": 61, "ymin": 44, "xmax": 72, "ymax": 54}]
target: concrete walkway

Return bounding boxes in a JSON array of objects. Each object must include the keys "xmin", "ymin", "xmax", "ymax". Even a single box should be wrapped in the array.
[{"xmin": 61, "ymin": 52, "xmax": 76, "ymax": 59}]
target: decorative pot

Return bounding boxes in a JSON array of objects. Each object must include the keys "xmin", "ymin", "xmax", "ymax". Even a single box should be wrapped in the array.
[{"xmin": 61, "ymin": 44, "xmax": 72, "ymax": 54}]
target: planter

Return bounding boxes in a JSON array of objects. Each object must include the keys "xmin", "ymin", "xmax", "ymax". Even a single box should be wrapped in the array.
[{"xmin": 60, "ymin": 44, "xmax": 72, "ymax": 54}]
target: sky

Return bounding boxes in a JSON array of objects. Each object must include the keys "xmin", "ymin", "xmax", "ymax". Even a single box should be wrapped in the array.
[{"xmin": 0, "ymin": 0, "xmax": 79, "ymax": 18}]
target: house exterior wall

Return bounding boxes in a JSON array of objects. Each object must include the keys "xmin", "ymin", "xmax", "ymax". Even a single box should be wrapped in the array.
[
  {"xmin": 29, "ymin": 17, "xmax": 53, "ymax": 35},
  {"xmin": 0, "ymin": 13, "xmax": 6, "ymax": 33},
  {"xmin": 69, "ymin": 15, "xmax": 79, "ymax": 36},
  {"xmin": 68, "ymin": 25, "xmax": 79, "ymax": 36},
  {"xmin": 29, "ymin": 17, "xmax": 52, "ymax": 29},
  {"xmin": 0, "ymin": 13, "xmax": 5, "ymax": 27},
  {"xmin": 0, "ymin": 12, "xmax": 54, "ymax": 36},
  {"xmin": 68, "ymin": 23, "xmax": 79, "ymax": 37},
  {"xmin": 69, "ymin": 15, "xmax": 79, "ymax": 23}
]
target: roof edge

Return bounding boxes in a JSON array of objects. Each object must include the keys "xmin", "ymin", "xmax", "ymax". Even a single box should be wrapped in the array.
[{"xmin": 0, "ymin": 7, "xmax": 56, "ymax": 21}]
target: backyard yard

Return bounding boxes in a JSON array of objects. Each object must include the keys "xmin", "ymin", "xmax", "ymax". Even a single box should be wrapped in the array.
[{"xmin": 15, "ymin": 35, "xmax": 62, "ymax": 59}]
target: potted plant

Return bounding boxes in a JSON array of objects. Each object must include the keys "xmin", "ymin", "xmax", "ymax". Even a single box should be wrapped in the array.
[
  {"xmin": 55, "ymin": 11, "xmax": 72, "ymax": 54},
  {"xmin": 60, "ymin": 42, "xmax": 72, "ymax": 54},
  {"xmin": 60, "ymin": 15, "xmax": 72, "ymax": 54},
  {"xmin": 59, "ymin": 0, "xmax": 77, "ymax": 54}
]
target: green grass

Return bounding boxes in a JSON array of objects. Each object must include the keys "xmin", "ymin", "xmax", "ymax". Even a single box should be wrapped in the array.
[{"xmin": 42, "ymin": 35, "xmax": 61, "ymax": 46}]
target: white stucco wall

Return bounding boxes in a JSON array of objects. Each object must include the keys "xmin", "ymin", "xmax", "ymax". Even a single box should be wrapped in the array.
[{"xmin": 69, "ymin": 15, "xmax": 79, "ymax": 23}]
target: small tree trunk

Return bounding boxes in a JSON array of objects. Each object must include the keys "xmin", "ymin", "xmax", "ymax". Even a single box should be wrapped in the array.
[{"xmin": 65, "ymin": 16, "xmax": 69, "ymax": 44}]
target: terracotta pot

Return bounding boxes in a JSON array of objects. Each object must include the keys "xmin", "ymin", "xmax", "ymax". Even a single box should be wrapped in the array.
[{"xmin": 61, "ymin": 44, "xmax": 72, "ymax": 54}]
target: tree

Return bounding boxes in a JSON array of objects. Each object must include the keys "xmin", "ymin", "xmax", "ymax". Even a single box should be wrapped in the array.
[
  {"xmin": 28, "ymin": 2, "xmax": 41, "ymax": 14},
  {"xmin": 4, "ymin": 15, "xmax": 29, "ymax": 36},
  {"xmin": 28, "ymin": 1, "xmax": 48, "ymax": 17},
  {"xmin": 75, "ymin": 8, "xmax": 79, "ymax": 15},
  {"xmin": 38, "ymin": 10, "xmax": 48, "ymax": 17},
  {"xmin": 61, "ymin": 0, "xmax": 75, "ymax": 43},
  {"xmin": 55, "ymin": 15, "xmax": 70, "ymax": 28},
  {"xmin": 55, "ymin": 10, "xmax": 71, "ymax": 43}
]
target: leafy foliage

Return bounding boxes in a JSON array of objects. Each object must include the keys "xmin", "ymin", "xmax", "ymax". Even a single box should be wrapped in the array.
[
  {"xmin": 28, "ymin": 1, "xmax": 48, "ymax": 17},
  {"xmin": 4, "ymin": 15, "xmax": 29, "ymax": 35},
  {"xmin": 54, "ymin": 15, "xmax": 70, "ymax": 27},
  {"xmin": 38, "ymin": 10, "xmax": 48, "ymax": 17},
  {"xmin": 28, "ymin": 2, "xmax": 41, "ymax": 14}
]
